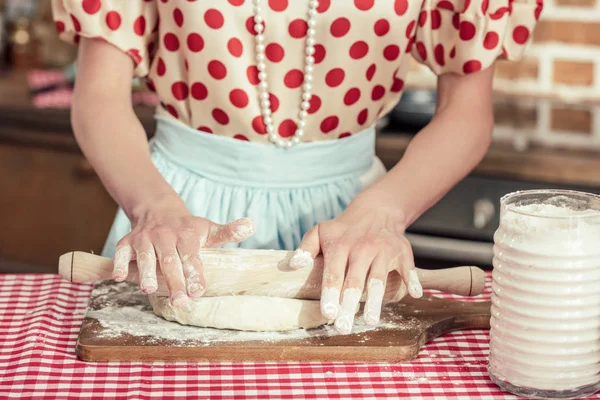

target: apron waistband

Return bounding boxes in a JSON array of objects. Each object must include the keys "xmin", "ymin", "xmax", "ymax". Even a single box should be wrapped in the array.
[{"xmin": 151, "ymin": 115, "xmax": 376, "ymax": 188}]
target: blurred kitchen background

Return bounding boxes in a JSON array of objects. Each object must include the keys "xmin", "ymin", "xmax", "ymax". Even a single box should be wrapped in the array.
[{"xmin": 0, "ymin": 0, "xmax": 599, "ymax": 273}]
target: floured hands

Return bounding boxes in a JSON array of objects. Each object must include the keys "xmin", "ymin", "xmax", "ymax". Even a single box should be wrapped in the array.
[
  {"xmin": 290, "ymin": 199, "xmax": 422, "ymax": 334},
  {"xmin": 112, "ymin": 199, "xmax": 255, "ymax": 308}
]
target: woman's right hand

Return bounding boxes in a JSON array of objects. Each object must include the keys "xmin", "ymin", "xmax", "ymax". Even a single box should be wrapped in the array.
[{"xmin": 111, "ymin": 195, "xmax": 255, "ymax": 307}]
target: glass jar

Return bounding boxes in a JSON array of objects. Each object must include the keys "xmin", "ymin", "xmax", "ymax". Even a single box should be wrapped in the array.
[{"xmin": 489, "ymin": 190, "xmax": 600, "ymax": 399}]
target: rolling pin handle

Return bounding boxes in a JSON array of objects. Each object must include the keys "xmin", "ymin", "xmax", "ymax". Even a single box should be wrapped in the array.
[{"xmin": 58, "ymin": 252, "xmax": 75, "ymax": 282}]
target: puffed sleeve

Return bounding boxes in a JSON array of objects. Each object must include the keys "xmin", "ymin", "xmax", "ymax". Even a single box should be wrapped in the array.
[
  {"xmin": 410, "ymin": 0, "xmax": 543, "ymax": 75},
  {"xmin": 51, "ymin": 0, "xmax": 158, "ymax": 77}
]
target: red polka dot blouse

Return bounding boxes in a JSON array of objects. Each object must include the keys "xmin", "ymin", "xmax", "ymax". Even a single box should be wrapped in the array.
[{"xmin": 53, "ymin": 0, "xmax": 543, "ymax": 143}]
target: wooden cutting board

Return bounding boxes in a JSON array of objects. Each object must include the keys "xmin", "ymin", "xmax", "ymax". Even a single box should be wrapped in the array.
[{"xmin": 76, "ymin": 280, "xmax": 491, "ymax": 362}]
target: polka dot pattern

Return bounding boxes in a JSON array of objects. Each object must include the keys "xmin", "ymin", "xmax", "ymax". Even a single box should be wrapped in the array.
[
  {"xmin": 82, "ymin": 0, "xmax": 101, "ymax": 15},
  {"xmin": 289, "ymin": 19, "xmax": 308, "ymax": 38},
  {"xmin": 212, "ymin": 108, "xmax": 229, "ymax": 125},
  {"xmin": 269, "ymin": 93, "xmax": 280, "ymax": 112},
  {"xmin": 308, "ymin": 96, "xmax": 321, "ymax": 114},
  {"xmin": 52, "ymin": 0, "xmax": 542, "ymax": 143},
  {"xmin": 325, "ymin": 68, "xmax": 345, "ymax": 87},
  {"xmin": 269, "ymin": 0, "xmax": 288, "ymax": 12},
  {"xmin": 313, "ymin": 45, "xmax": 326, "ymax": 64},
  {"xmin": 157, "ymin": 58, "xmax": 166, "ymax": 76},
  {"xmin": 459, "ymin": 21, "xmax": 476, "ymax": 41},
  {"xmin": 344, "ymin": 88, "xmax": 361, "ymax": 106},
  {"xmin": 191, "ymin": 82, "xmax": 208, "ymax": 100},
  {"xmin": 350, "ymin": 41, "xmax": 369, "ymax": 59},
  {"xmin": 187, "ymin": 33, "xmax": 204, "ymax": 52},
  {"xmin": 229, "ymin": 89, "xmax": 249, "ymax": 108},
  {"xmin": 106, "ymin": 11, "xmax": 121, "ymax": 30},
  {"xmin": 374, "ymin": 19, "xmax": 390, "ymax": 36},
  {"xmin": 247, "ymin": 66, "xmax": 260, "ymax": 85},
  {"xmin": 320, "ymin": 116, "xmax": 339, "ymax": 134},
  {"xmin": 513, "ymin": 25, "xmax": 530, "ymax": 44},
  {"xmin": 383, "ymin": 45, "xmax": 400, "ymax": 61},
  {"xmin": 284, "ymin": 69, "xmax": 303, "ymax": 88},
  {"xmin": 266, "ymin": 43, "xmax": 285, "ymax": 62},
  {"xmin": 164, "ymin": 33, "xmax": 179, "ymax": 51},
  {"xmin": 278, "ymin": 120, "xmax": 297, "ymax": 138},
  {"xmin": 208, "ymin": 60, "xmax": 227, "ymax": 80},
  {"xmin": 55, "ymin": 21, "xmax": 66, "ymax": 34},
  {"xmin": 366, "ymin": 64, "xmax": 376, "ymax": 81},
  {"xmin": 205, "ymin": 9, "xmax": 224, "ymax": 29},
  {"xmin": 252, "ymin": 116, "xmax": 267, "ymax": 134},
  {"xmin": 173, "ymin": 9, "xmax": 184, "ymax": 27},
  {"xmin": 133, "ymin": 16, "xmax": 146, "ymax": 36},
  {"xmin": 371, "ymin": 85, "xmax": 385, "ymax": 101},
  {"xmin": 171, "ymin": 81, "xmax": 189, "ymax": 100},
  {"xmin": 357, "ymin": 109, "xmax": 368, "ymax": 125},
  {"xmin": 484, "ymin": 31, "xmax": 499, "ymax": 50},
  {"xmin": 355, "ymin": 0, "xmax": 374, "ymax": 11},
  {"xmin": 411, "ymin": 1, "xmax": 541, "ymax": 77},
  {"xmin": 330, "ymin": 18, "xmax": 350, "ymax": 37},
  {"xmin": 227, "ymin": 38, "xmax": 243, "ymax": 57}
]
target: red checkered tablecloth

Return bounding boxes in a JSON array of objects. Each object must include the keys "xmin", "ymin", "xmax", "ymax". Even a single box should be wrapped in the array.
[{"xmin": 0, "ymin": 272, "xmax": 588, "ymax": 399}]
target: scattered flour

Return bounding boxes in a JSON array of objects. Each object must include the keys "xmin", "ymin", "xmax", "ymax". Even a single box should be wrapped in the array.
[{"xmin": 87, "ymin": 281, "xmax": 405, "ymax": 346}]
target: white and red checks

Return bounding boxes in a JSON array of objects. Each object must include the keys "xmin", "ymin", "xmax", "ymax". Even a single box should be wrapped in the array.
[{"xmin": 0, "ymin": 272, "xmax": 564, "ymax": 399}]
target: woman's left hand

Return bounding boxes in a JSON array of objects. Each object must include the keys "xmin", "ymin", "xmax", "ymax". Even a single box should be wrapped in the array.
[{"xmin": 290, "ymin": 197, "xmax": 423, "ymax": 334}]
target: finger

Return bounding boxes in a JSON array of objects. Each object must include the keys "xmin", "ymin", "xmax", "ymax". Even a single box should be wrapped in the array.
[
  {"xmin": 363, "ymin": 254, "xmax": 390, "ymax": 326},
  {"xmin": 134, "ymin": 237, "xmax": 158, "ymax": 294},
  {"xmin": 207, "ymin": 217, "xmax": 255, "ymax": 247},
  {"xmin": 334, "ymin": 249, "xmax": 375, "ymax": 334},
  {"xmin": 176, "ymin": 241, "xmax": 207, "ymax": 299},
  {"xmin": 113, "ymin": 241, "xmax": 134, "ymax": 282},
  {"xmin": 399, "ymin": 244, "xmax": 422, "ymax": 298},
  {"xmin": 320, "ymin": 241, "xmax": 349, "ymax": 320},
  {"xmin": 153, "ymin": 234, "xmax": 188, "ymax": 308},
  {"xmin": 289, "ymin": 227, "xmax": 319, "ymax": 270}
]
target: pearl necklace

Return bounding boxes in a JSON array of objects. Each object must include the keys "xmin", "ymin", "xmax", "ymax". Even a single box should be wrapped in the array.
[{"xmin": 252, "ymin": 0, "xmax": 319, "ymax": 148}]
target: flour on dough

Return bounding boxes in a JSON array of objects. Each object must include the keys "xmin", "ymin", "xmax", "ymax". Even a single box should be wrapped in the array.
[{"xmin": 149, "ymin": 295, "xmax": 331, "ymax": 331}]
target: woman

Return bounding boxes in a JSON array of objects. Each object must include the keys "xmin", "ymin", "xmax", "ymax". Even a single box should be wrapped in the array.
[{"xmin": 53, "ymin": 0, "xmax": 542, "ymax": 334}]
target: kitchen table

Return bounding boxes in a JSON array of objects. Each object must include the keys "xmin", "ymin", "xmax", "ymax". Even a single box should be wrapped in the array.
[{"xmin": 0, "ymin": 272, "xmax": 538, "ymax": 399}]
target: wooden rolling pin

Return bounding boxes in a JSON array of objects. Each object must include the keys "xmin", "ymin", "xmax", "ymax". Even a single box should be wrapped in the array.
[{"xmin": 58, "ymin": 249, "xmax": 486, "ymax": 302}]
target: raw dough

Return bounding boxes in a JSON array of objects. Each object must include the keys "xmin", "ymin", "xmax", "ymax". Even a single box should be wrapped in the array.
[{"xmin": 148, "ymin": 295, "xmax": 331, "ymax": 331}]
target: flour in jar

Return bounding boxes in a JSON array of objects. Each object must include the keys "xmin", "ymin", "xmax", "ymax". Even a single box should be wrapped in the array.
[{"xmin": 490, "ymin": 196, "xmax": 600, "ymax": 392}]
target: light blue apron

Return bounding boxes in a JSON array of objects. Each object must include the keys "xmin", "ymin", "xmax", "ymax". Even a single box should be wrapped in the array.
[{"xmin": 101, "ymin": 114, "xmax": 385, "ymax": 257}]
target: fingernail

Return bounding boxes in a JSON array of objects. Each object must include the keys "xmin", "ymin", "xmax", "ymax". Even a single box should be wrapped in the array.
[
  {"xmin": 171, "ymin": 291, "xmax": 189, "ymax": 308},
  {"xmin": 289, "ymin": 249, "xmax": 314, "ymax": 270},
  {"xmin": 334, "ymin": 288, "xmax": 362, "ymax": 334},
  {"xmin": 364, "ymin": 279, "xmax": 384, "ymax": 326},
  {"xmin": 113, "ymin": 268, "xmax": 126, "ymax": 281},
  {"xmin": 334, "ymin": 315, "xmax": 353, "ymax": 334},
  {"xmin": 364, "ymin": 311, "xmax": 378, "ymax": 326},
  {"xmin": 231, "ymin": 219, "xmax": 255, "ymax": 241},
  {"xmin": 188, "ymin": 282, "xmax": 204, "ymax": 297},
  {"xmin": 320, "ymin": 287, "xmax": 340, "ymax": 319},
  {"xmin": 409, "ymin": 270, "xmax": 423, "ymax": 298},
  {"xmin": 141, "ymin": 278, "xmax": 157, "ymax": 293}
]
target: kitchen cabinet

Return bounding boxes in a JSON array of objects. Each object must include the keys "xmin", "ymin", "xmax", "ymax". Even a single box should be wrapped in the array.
[
  {"xmin": 0, "ymin": 74, "xmax": 156, "ymax": 271},
  {"xmin": 0, "ymin": 143, "xmax": 117, "ymax": 270}
]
